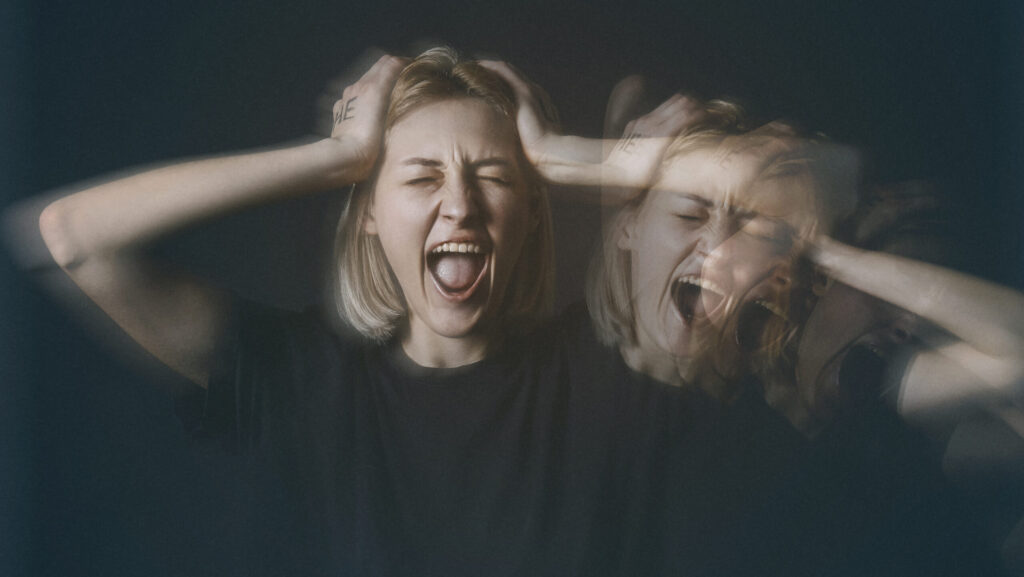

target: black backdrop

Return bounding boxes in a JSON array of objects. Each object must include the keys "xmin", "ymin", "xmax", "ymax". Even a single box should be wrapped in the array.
[{"xmin": 2, "ymin": 0, "xmax": 1022, "ymax": 575}]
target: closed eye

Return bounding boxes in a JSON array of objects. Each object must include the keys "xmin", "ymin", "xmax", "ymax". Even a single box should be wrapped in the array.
[
  {"xmin": 676, "ymin": 213, "xmax": 706, "ymax": 222},
  {"xmin": 406, "ymin": 177, "xmax": 438, "ymax": 185},
  {"xmin": 480, "ymin": 176, "xmax": 512, "ymax": 186}
]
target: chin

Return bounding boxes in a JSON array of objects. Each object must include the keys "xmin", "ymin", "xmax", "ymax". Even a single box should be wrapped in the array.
[{"xmin": 427, "ymin": 308, "xmax": 489, "ymax": 338}]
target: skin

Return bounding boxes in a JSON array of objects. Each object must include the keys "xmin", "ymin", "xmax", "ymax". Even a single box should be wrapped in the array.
[
  {"xmin": 33, "ymin": 54, "xmax": 407, "ymax": 386},
  {"xmin": 365, "ymin": 98, "xmax": 534, "ymax": 368},
  {"xmin": 618, "ymin": 142, "xmax": 816, "ymax": 385},
  {"xmin": 794, "ymin": 278, "xmax": 918, "ymax": 420}
]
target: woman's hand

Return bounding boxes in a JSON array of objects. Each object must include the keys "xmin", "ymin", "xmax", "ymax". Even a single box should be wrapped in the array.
[
  {"xmin": 327, "ymin": 54, "xmax": 407, "ymax": 182},
  {"xmin": 477, "ymin": 60, "xmax": 566, "ymax": 174},
  {"xmin": 601, "ymin": 92, "xmax": 703, "ymax": 195},
  {"xmin": 481, "ymin": 61, "xmax": 702, "ymax": 192}
]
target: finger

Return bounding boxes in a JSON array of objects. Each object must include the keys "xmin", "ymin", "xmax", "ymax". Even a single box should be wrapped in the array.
[
  {"xmin": 479, "ymin": 60, "xmax": 531, "ymax": 97},
  {"xmin": 530, "ymin": 80, "xmax": 560, "ymax": 126},
  {"xmin": 479, "ymin": 60, "xmax": 546, "ymax": 121}
]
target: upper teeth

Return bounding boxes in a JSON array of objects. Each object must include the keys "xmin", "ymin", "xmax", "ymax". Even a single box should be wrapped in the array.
[
  {"xmin": 754, "ymin": 299, "xmax": 788, "ymax": 320},
  {"xmin": 431, "ymin": 242, "xmax": 483, "ymax": 254},
  {"xmin": 679, "ymin": 275, "xmax": 724, "ymax": 296}
]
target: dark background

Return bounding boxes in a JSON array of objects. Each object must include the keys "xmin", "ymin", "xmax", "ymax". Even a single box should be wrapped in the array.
[{"xmin": 2, "ymin": 0, "xmax": 1022, "ymax": 575}]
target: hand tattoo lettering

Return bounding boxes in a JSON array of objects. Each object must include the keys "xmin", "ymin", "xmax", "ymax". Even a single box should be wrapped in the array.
[
  {"xmin": 615, "ymin": 132, "xmax": 644, "ymax": 154},
  {"xmin": 333, "ymin": 97, "xmax": 358, "ymax": 126}
]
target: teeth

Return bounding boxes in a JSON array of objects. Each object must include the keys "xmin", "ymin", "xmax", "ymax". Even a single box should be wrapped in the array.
[
  {"xmin": 431, "ymin": 242, "xmax": 483, "ymax": 255},
  {"xmin": 678, "ymin": 275, "xmax": 724, "ymax": 296},
  {"xmin": 754, "ymin": 299, "xmax": 788, "ymax": 320}
]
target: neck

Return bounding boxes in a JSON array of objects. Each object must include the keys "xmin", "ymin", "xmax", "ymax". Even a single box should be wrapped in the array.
[{"xmin": 400, "ymin": 318, "xmax": 494, "ymax": 368}]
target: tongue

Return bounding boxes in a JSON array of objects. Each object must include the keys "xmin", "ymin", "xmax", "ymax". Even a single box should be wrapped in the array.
[{"xmin": 432, "ymin": 254, "xmax": 484, "ymax": 292}]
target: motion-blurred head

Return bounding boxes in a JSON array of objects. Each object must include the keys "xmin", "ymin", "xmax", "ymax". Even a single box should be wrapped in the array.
[{"xmin": 589, "ymin": 103, "xmax": 835, "ymax": 392}]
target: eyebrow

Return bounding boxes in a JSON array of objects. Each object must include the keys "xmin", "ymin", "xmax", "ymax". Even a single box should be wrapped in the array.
[
  {"xmin": 400, "ymin": 157, "xmax": 443, "ymax": 167},
  {"xmin": 661, "ymin": 191, "xmax": 713, "ymax": 206},
  {"xmin": 468, "ymin": 158, "xmax": 513, "ymax": 169},
  {"xmin": 398, "ymin": 157, "xmax": 514, "ymax": 169}
]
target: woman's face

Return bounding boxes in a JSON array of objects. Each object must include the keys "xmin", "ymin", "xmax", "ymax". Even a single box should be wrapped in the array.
[
  {"xmin": 621, "ymin": 142, "xmax": 814, "ymax": 361},
  {"xmin": 366, "ymin": 98, "xmax": 533, "ymax": 345}
]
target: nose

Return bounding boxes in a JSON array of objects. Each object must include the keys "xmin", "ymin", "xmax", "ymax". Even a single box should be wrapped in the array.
[
  {"xmin": 695, "ymin": 214, "xmax": 737, "ymax": 257},
  {"xmin": 767, "ymin": 259, "xmax": 792, "ymax": 289},
  {"xmin": 439, "ymin": 173, "xmax": 480, "ymax": 224}
]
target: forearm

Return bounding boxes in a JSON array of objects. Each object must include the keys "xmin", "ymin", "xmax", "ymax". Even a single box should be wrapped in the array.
[
  {"xmin": 39, "ymin": 137, "xmax": 358, "ymax": 267},
  {"xmin": 811, "ymin": 236, "xmax": 1024, "ymax": 358}
]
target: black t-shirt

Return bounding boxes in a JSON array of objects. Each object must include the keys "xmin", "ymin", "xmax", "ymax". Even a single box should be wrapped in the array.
[{"xmin": 179, "ymin": 300, "xmax": 696, "ymax": 577}]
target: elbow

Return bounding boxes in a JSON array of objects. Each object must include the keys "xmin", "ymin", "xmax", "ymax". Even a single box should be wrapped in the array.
[{"xmin": 38, "ymin": 201, "xmax": 80, "ymax": 268}]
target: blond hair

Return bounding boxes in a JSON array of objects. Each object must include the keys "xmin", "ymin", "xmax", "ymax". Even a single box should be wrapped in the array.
[
  {"xmin": 586, "ymin": 100, "xmax": 751, "ymax": 348},
  {"xmin": 333, "ymin": 47, "xmax": 555, "ymax": 341}
]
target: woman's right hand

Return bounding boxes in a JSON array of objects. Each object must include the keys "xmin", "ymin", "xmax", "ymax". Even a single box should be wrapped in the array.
[{"xmin": 328, "ymin": 54, "xmax": 407, "ymax": 182}]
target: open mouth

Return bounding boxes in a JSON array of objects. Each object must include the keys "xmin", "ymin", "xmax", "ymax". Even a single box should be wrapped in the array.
[
  {"xmin": 427, "ymin": 241, "xmax": 489, "ymax": 302},
  {"xmin": 671, "ymin": 275, "xmax": 726, "ymax": 325},
  {"xmin": 736, "ymin": 299, "xmax": 788, "ymax": 351},
  {"xmin": 836, "ymin": 342, "xmax": 890, "ymax": 410}
]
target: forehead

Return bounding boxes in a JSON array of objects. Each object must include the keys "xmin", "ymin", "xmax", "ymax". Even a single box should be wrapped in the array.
[
  {"xmin": 651, "ymin": 144, "xmax": 818, "ymax": 223},
  {"xmin": 383, "ymin": 98, "xmax": 520, "ymax": 163}
]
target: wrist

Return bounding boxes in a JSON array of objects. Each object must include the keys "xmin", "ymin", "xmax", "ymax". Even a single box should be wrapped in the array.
[{"xmin": 314, "ymin": 138, "xmax": 376, "ymax": 189}]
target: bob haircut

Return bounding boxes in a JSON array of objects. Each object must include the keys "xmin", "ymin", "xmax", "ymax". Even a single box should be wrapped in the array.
[
  {"xmin": 333, "ymin": 47, "xmax": 555, "ymax": 341},
  {"xmin": 586, "ymin": 101, "xmax": 832, "ymax": 380}
]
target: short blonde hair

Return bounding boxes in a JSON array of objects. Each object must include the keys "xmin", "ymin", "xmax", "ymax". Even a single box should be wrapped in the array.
[{"xmin": 333, "ymin": 47, "xmax": 555, "ymax": 341}]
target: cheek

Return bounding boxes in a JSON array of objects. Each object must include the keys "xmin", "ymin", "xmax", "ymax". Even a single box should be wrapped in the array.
[
  {"xmin": 710, "ymin": 238, "xmax": 778, "ymax": 284},
  {"xmin": 372, "ymin": 195, "xmax": 430, "ymax": 267},
  {"xmin": 490, "ymin": 194, "xmax": 532, "ymax": 247}
]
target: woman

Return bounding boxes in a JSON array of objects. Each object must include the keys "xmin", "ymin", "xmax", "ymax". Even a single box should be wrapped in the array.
[
  {"xmin": 484, "ymin": 67, "xmax": 838, "ymax": 572},
  {"xmin": 30, "ymin": 48, "xmax": 657, "ymax": 577},
  {"xmin": 581, "ymin": 108, "xmax": 834, "ymax": 575}
]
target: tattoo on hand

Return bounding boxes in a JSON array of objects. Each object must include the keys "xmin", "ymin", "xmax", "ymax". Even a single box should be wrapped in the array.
[
  {"xmin": 616, "ymin": 132, "xmax": 643, "ymax": 154},
  {"xmin": 334, "ymin": 97, "xmax": 358, "ymax": 125}
]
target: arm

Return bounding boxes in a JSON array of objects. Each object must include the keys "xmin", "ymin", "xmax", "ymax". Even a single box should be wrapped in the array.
[
  {"xmin": 479, "ymin": 61, "xmax": 701, "ymax": 195},
  {"xmin": 810, "ymin": 236, "xmax": 1024, "ymax": 410},
  {"xmin": 32, "ymin": 55, "xmax": 406, "ymax": 387}
]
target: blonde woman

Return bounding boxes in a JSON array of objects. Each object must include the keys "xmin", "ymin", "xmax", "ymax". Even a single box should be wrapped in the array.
[{"xmin": 27, "ymin": 49, "xmax": 662, "ymax": 576}]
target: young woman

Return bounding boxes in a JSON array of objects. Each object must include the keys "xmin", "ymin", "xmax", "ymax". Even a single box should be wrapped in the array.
[
  {"xmin": 490, "ymin": 68, "xmax": 1007, "ymax": 572},
  {"xmin": 485, "ymin": 64, "xmax": 838, "ymax": 574},
  {"xmin": 30, "ymin": 48, "xmax": 664, "ymax": 577}
]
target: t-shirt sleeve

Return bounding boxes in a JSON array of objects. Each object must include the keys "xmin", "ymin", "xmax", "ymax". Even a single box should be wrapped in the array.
[{"xmin": 175, "ymin": 297, "xmax": 356, "ymax": 455}]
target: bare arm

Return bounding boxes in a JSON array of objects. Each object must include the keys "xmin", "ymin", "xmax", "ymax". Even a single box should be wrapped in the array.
[
  {"xmin": 479, "ymin": 61, "xmax": 701, "ymax": 195},
  {"xmin": 810, "ymin": 236, "xmax": 1024, "ymax": 410},
  {"xmin": 30, "ymin": 55, "xmax": 406, "ymax": 387}
]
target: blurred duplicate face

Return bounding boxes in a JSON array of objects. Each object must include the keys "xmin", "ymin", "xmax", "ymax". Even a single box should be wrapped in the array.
[
  {"xmin": 366, "ymin": 97, "xmax": 534, "ymax": 346},
  {"xmin": 795, "ymin": 232, "xmax": 937, "ymax": 419},
  {"xmin": 620, "ymin": 136, "xmax": 817, "ymax": 365}
]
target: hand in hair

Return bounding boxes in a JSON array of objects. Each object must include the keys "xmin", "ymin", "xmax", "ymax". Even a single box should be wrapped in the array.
[
  {"xmin": 328, "ymin": 54, "xmax": 408, "ymax": 181},
  {"xmin": 481, "ymin": 62, "xmax": 701, "ymax": 193},
  {"xmin": 602, "ymin": 91, "xmax": 705, "ymax": 201}
]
